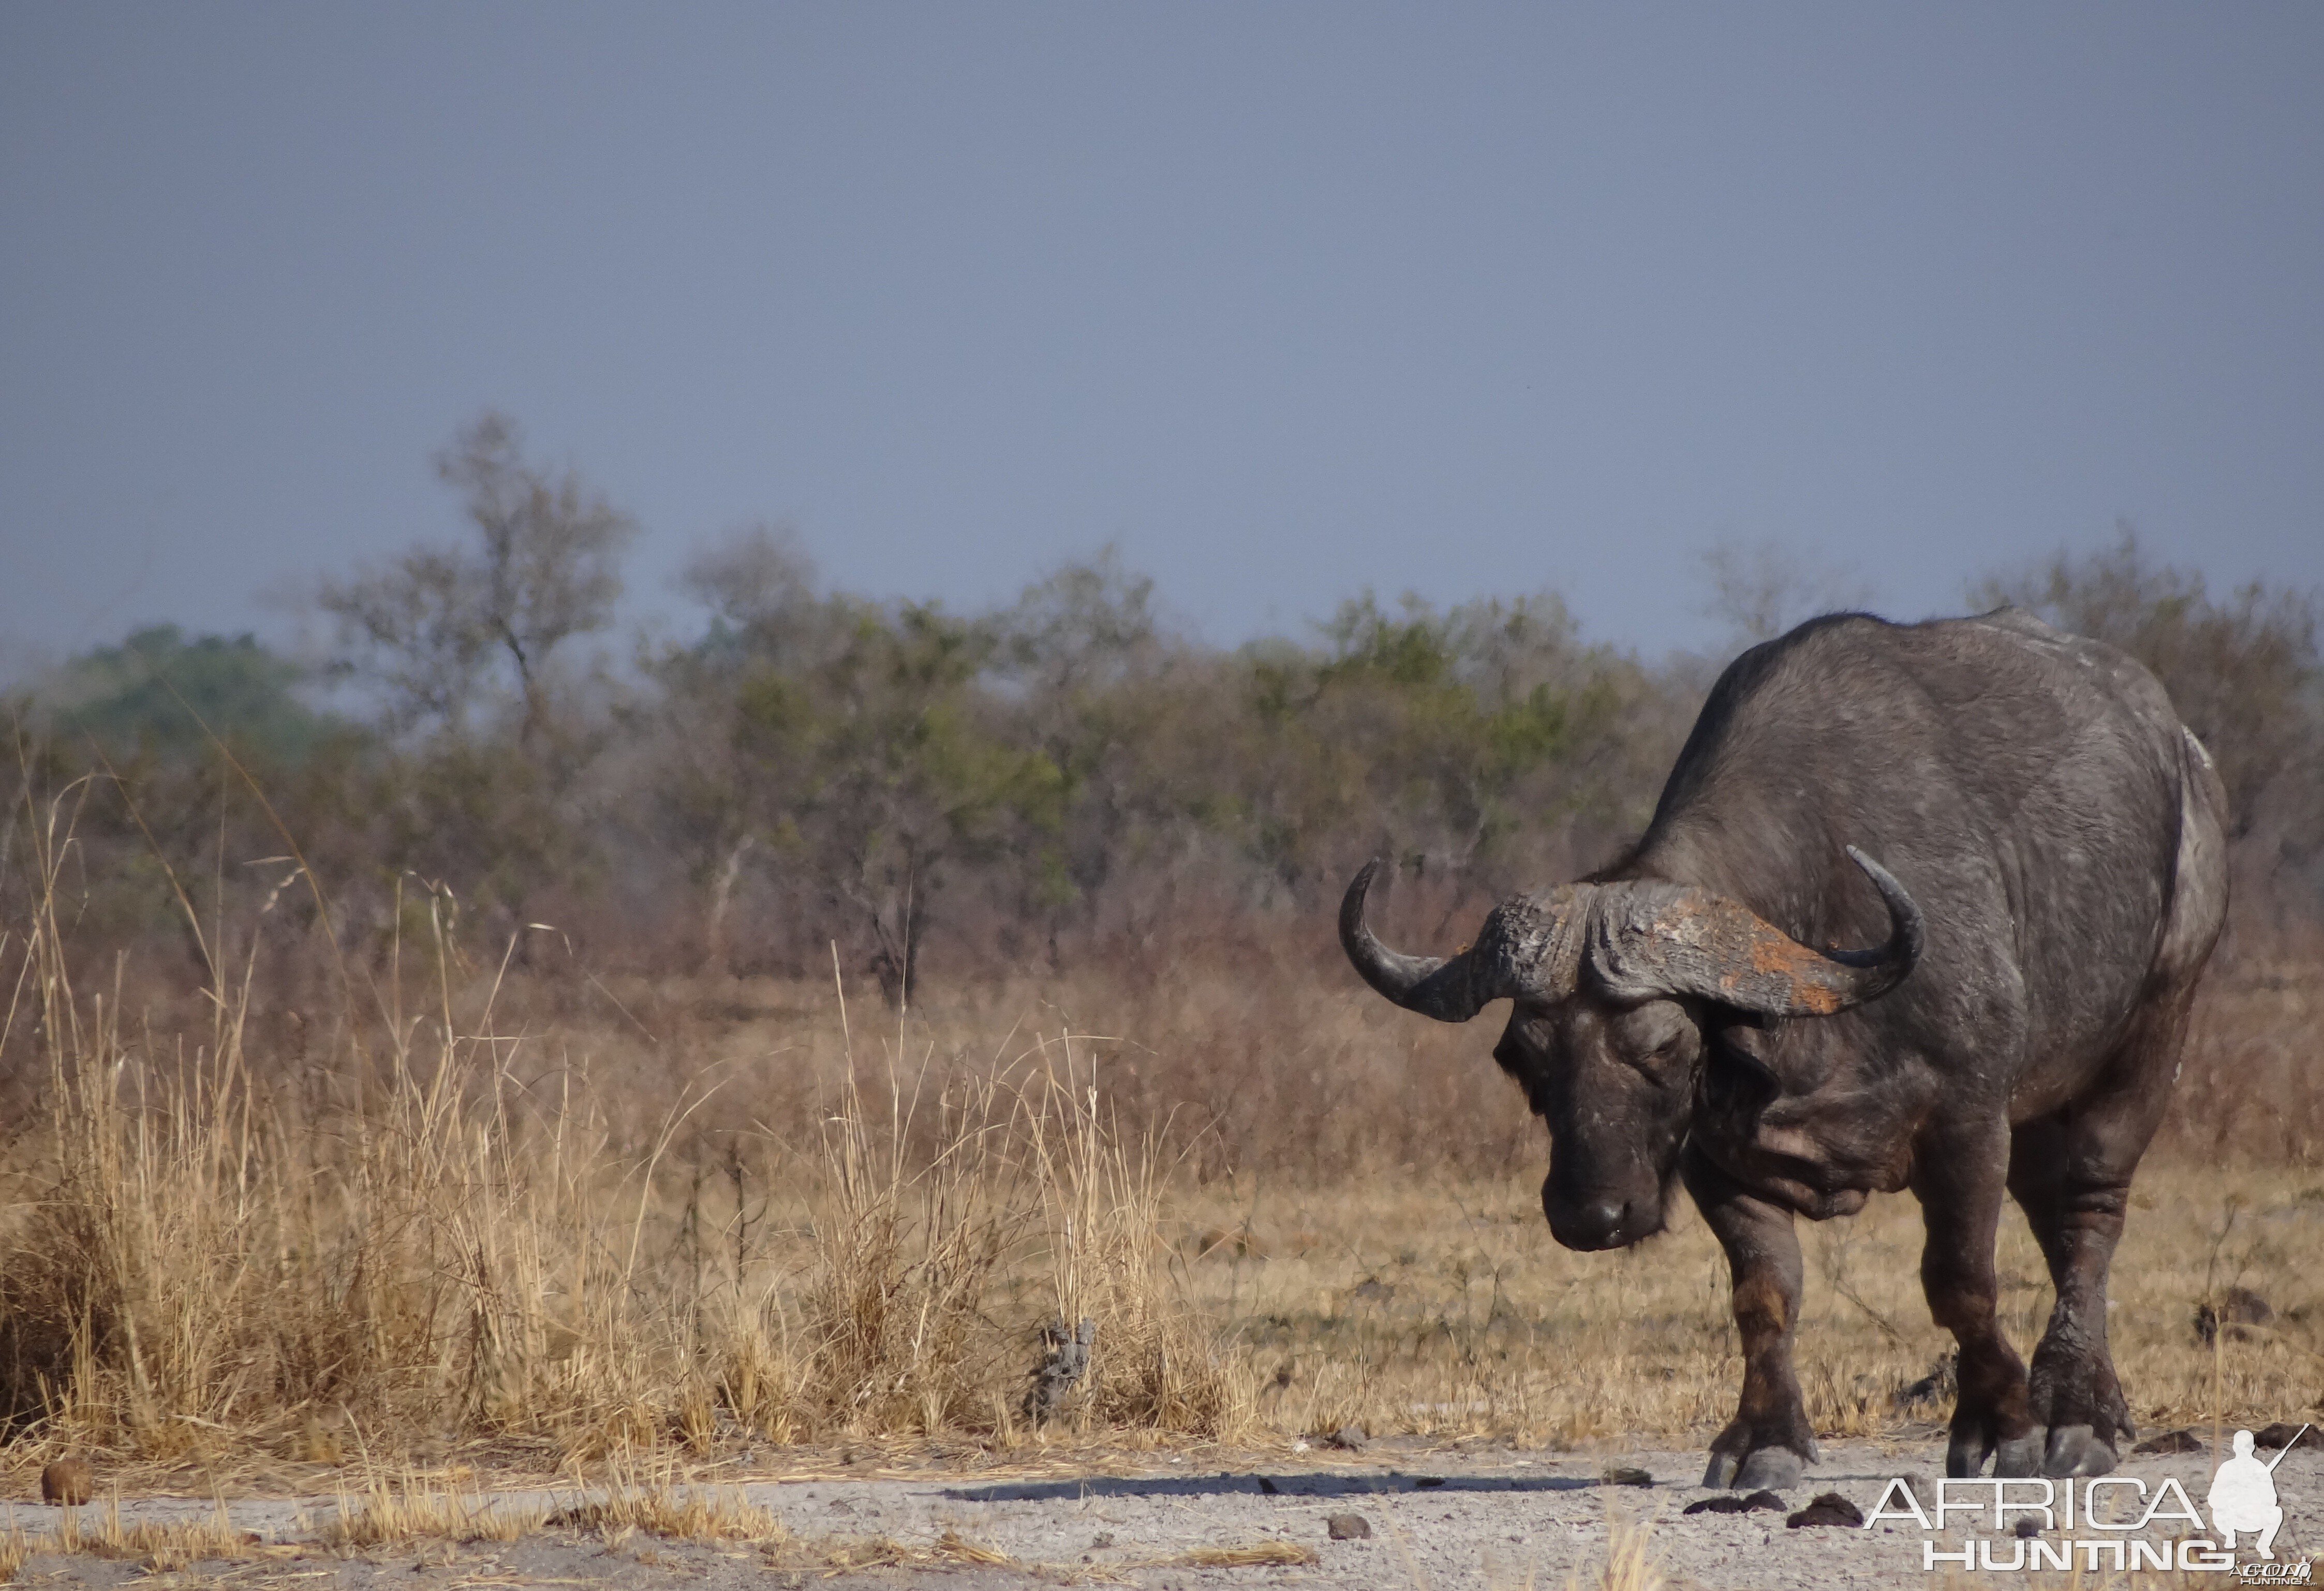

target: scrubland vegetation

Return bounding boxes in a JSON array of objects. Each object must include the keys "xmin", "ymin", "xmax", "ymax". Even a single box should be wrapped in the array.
[{"xmin": 3, "ymin": 415, "xmax": 2318, "ymax": 1488}]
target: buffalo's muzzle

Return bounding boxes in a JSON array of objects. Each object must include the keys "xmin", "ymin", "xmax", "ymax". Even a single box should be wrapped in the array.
[{"xmin": 1542, "ymin": 1178, "xmax": 1657, "ymax": 1251}]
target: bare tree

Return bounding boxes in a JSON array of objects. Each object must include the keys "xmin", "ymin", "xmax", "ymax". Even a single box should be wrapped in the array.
[
  {"xmin": 1698, "ymin": 537, "xmax": 1876, "ymax": 652},
  {"xmin": 682, "ymin": 522, "xmax": 819, "ymax": 635},
  {"xmin": 319, "ymin": 412, "xmax": 635, "ymax": 742}
]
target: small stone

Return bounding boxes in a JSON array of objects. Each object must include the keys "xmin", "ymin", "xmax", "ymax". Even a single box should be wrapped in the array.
[
  {"xmin": 2012, "ymin": 1515, "xmax": 2042, "ymax": 1539},
  {"xmin": 1326, "ymin": 1424, "xmax": 1369, "ymax": 1452},
  {"xmin": 1326, "ymin": 1513, "xmax": 1372, "ymax": 1541},
  {"xmin": 1602, "ymin": 1466, "xmax": 1653, "ymax": 1487},
  {"xmin": 1786, "ymin": 1492, "xmax": 1864, "ymax": 1529},
  {"xmin": 41, "ymin": 1457, "xmax": 93, "ymax": 1507},
  {"xmin": 1089, "ymin": 1533, "xmax": 1114, "ymax": 1549},
  {"xmin": 2132, "ymin": 1428, "xmax": 2205, "ymax": 1455}
]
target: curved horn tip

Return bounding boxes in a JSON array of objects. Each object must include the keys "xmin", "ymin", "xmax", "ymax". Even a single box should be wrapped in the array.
[
  {"xmin": 1843, "ymin": 845, "xmax": 1926, "ymax": 964},
  {"xmin": 1338, "ymin": 858, "xmax": 1491, "ymax": 1023},
  {"xmin": 1339, "ymin": 858, "xmax": 1384, "ymax": 928}
]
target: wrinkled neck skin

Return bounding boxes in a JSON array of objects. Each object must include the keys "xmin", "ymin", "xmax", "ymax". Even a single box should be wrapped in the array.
[
  {"xmin": 1499, "ymin": 988, "xmax": 1915, "ymax": 1251},
  {"xmin": 1688, "ymin": 1010, "xmax": 1913, "ymax": 1220}
]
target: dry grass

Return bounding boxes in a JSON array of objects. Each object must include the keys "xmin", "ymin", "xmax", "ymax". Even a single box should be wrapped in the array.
[
  {"xmin": 0, "ymin": 787, "xmax": 2315, "ymax": 1490},
  {"xmin": 30, "ymin": 1497, "xmax": 257, "ymax": 1571},
  {"xmin": 1162, "ymin": 1538, "xmax": 1320, "ymax": 1567},
  {"xmin": 324, "ymin": 1476, "xmax": 544, "ymax": 1548},
  {"xmin": 809, "ymin": 1528, "xmax": 1023, "ymax": 1573},
  {"xmin": 1567, "ymin": 1516, "xmax": 1664, "ymax": 1591},
  {"xmin": 540, "ymin": 1455, "xmax": 789, "ymax": 1545},
  {"xmin": 0, "ymin": 808, "xmax": 1251, "ymax": 1478},
  {"xmin": 1168, "ymin": 1158, "xmax": 2324, "ymax": 1449}
]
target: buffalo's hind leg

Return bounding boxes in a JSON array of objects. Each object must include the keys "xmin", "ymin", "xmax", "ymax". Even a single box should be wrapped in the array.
[
  {"xmin": 2007, "ymin": 1116, "xmax": 2138, "ymax": 1478},
  {"xmin": 1912, "ymin": 1117, "xmax": 2041, "ymax": 1478},
  {"xmin": 1686, "ymin": 1146, "xmax": 1817, "ymax": 1490},
  {"xmin": 2007, "ymin": 991, "xmax": 2195, "ymax": 1478}
]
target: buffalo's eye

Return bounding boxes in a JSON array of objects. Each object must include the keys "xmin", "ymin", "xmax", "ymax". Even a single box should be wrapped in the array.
[{"xmin": 1613, "ymin": 999, "xmax": 1689, "ymax": 1059}]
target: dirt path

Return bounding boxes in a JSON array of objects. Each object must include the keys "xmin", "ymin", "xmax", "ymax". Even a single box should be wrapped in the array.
[{"xmin": 7, "ymin": 1437, "xmax": 2316, "ymax": 1589}]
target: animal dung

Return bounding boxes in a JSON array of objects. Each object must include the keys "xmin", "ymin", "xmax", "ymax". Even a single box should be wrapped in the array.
[
  {"xmin": 2257, "ymin": 1422, "xmax": 2322, "ymax": 1451},
  {"xmin": 1685, "ymin": 1490, "xmax": 1786, "ymax": 1515},
  {"xmin": 1325, "ymin": 1513, "xmax": 1372, "ymax": 1540},
  {"xmin": 2131, "ymin": 1427, "xmax": 2205, "ymax": 1454},
  {"xmin": 1785, "ymin": 1492, "xmax": 1865, "ymax": 1528},
  {"xmin": 1601, "ymin": 1465, "xmax": 1653, "ymax": 1486},
  {"xmin": 41, "ymin": 1456, "xmax": 93, "ymax": 1506}
]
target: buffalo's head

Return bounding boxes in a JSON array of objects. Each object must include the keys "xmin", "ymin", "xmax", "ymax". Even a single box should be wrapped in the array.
[{"xmin": 1340, "ymin": 850, "xmax": 1920, "ymax": 1251}]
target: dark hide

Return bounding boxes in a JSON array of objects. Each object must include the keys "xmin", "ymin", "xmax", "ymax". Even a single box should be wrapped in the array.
[{"xmin": 1342, "ymin": 610, "xmax": 2228, "ymax": 1487}]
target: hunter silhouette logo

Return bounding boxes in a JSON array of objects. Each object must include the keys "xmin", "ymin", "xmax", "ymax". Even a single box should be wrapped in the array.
[{"xmin": 2211, "ymin": 1426, "xmax": 2304, "ymax": 1562}]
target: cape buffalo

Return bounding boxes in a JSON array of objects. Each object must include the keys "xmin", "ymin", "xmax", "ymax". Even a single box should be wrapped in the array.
[{"xmin": 1341, "ymin": 609, "xmax": 2228, "ymax": 1487}]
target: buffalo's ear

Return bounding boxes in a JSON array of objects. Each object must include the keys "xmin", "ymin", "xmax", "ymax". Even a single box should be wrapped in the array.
[
  {"xmin": 1703, "ymin": 1008, "xmax": 1843, "ymax": 1101},
  {"xmin": 1703, "ymin": 1011, "xmax": 1782, "ymax": 1093}
]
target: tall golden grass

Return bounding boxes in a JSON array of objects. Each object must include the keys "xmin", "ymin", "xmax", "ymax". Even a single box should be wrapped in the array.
[{"xmin": 0, "ymin": 798, "xmax": 1247, "ymax": 1471}]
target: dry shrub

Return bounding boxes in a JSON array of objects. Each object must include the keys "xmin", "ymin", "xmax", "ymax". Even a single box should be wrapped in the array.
[
  {"xmin": 1024, "ymin": 1035, "xmax": 1250, "ymax": 1435},
  {"xmin": 2157, "ymin": 938, "xmax": 2324, "ymax": 1162},
  {"xmin": 780, "ymin": 1026, "xmax": 1030, "ymax": 1438},
  {"xmin": 0, "ymin": 886, "xmax": 700, "ymax": 1456}
]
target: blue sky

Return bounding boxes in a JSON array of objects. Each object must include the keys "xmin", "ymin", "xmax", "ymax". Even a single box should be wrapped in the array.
[{"xmin": 4, "ymin": 3, "xmax": 2319, "ymax": 671}]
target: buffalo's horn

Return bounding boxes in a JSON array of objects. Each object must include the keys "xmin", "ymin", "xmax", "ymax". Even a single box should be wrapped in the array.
[
  {"xmin": 1587, "ymin": 846, "xmax": 1923, "ymax": 1017},
  {"xmin": 1338, "ymin": 860, "xmax": 1498, "ymax": 1022}
]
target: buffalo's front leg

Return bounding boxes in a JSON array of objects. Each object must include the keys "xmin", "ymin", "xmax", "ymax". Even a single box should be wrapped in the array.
[
  {"xmin": 1685, "ymin": 1147, "xmax": 1817, "ymax": 1490},
  {"xmin": 1913, "ymin": 1121, "xmax": 2039, "ymax": 1478}
]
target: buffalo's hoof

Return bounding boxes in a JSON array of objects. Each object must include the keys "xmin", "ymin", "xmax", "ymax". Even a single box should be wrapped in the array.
[
  {"xmin": 1703, "ymin": 1448, "xmax": 1805, "ymax": 1491},
  {"xmin": 2040, "ymin": 1425, "xmax": 2116, "ymax": 1478},
  {"xmin": 1737, "ymin": 1448, "xmax": 1806, "ymax": 1491},
  {"xmin": 1992, "ymin": 1434, "xmax": 2044, "ymax": 1478}
]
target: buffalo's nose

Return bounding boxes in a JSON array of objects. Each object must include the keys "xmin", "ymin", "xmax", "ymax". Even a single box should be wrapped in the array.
[{"xmin": 1545, "ymin": 1192, "xmax": 1632, "ymax": 1251}]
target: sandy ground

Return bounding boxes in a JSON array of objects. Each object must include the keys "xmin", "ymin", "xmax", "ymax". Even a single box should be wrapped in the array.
[{"xmin": 6, "ymin": 1435, "xmax": 2317, "ymax": 1590}]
